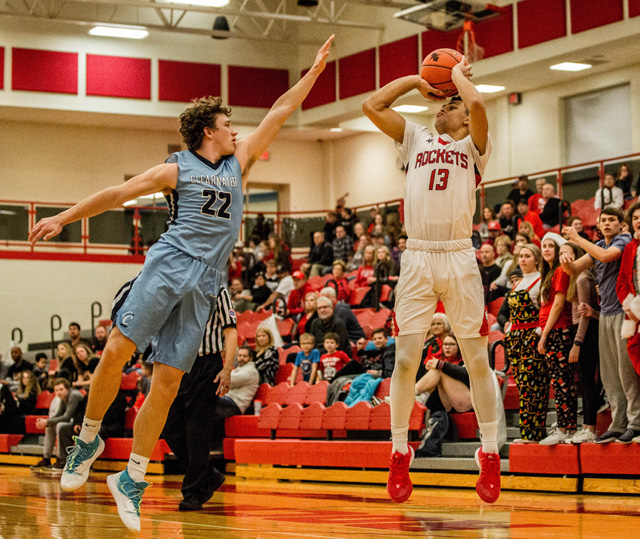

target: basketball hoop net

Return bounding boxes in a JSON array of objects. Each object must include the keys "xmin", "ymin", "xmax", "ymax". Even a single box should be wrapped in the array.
[{"xmin": 457, "ymin": 20, "xmax": 484, "ymax": 63}]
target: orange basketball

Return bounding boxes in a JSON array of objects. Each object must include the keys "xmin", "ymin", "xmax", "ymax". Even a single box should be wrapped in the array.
[{"xmin": 420, "ymin": 48, "xmax": 463, "ymax": 97}]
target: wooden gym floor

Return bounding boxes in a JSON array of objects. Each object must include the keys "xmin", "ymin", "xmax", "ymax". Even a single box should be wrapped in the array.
[{"xmin": 0, "ymin": 466, "xmax": 638, "ymax": 538}]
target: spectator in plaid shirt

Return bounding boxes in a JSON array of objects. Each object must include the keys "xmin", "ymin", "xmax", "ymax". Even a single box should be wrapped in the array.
[{"xmin": 332, "ymin": 225, "xmax": 354, "ymax": 265}]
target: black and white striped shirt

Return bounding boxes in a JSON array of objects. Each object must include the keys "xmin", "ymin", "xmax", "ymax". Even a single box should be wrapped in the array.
[{"xmin": 200, "ymin": 288, "xmax": 237, "ymax": 356}]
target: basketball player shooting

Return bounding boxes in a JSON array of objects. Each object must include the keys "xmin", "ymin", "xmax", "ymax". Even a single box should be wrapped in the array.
[
  {"xmin": 362, "ymin": 57, "xmax": 501, "ymax": 504},
  {"xmin": 28, "ymin": 35, "xmax": 333, "ymax": 531}
]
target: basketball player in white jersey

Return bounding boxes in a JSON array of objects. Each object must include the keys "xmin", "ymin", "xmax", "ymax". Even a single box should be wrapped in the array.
[{"xmin": 362, "ymin": 58, "xmax": 501, "ymax": 504}]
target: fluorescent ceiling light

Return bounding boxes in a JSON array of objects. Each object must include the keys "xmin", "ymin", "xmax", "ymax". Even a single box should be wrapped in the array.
[
  {"xmin": 330, "ymin": 128, "xmax": 343, "ymax": 132},
  {"xmin": 89, "ymin": 25, "xmax": 148, "ymax": 39},
  {"xmin": 393, "ymin": 105, "xmax": 428, "ymax": 113},
  {"xmin": 476, "ymin": 84, "xmax": 506, "ymax": 93},
  {"xmin": 169, "ymin": 0, "xmax": 230, "ymax": 6},
  {"xmin": 550, "ymin": 62, "xmax": 592, "ymax": 72}
]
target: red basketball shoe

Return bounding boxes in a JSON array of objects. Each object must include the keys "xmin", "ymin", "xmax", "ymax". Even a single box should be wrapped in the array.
[
  {"xmin": 475, "ymin": 448, "xmax": 501, "ymax": 503},
  {"xmin": 386, "ymin": 446, "xmax": 414, "ymax": 503}
]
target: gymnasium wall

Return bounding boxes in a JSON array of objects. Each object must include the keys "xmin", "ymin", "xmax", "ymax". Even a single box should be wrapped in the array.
[{"xmin": 0, "ymin": 258, "xmax": 143, "ymax": 355}]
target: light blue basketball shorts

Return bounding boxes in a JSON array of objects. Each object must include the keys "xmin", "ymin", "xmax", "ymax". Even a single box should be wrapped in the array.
[{"xmin": 112, "ymin": 239, "xmax": 222, "ymax": 373}]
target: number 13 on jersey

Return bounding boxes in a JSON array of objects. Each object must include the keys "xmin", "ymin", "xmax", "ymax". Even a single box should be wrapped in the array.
[{"xmin": 428, "ymin": 169, "xmax": 449, "ymax": 191}]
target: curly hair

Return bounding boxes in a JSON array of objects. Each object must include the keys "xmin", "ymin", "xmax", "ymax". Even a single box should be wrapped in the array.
[{"xmin": 179, "ymin": 96, "xmax": 232, "ymax": 151}]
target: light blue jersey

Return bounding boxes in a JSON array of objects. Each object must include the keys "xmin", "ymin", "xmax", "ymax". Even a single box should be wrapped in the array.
[
  {"xmin": 164, "ymin": 150, "xmax": 243, "ymax": 271},
  {"xmin": 111, "ymin": 149, "xmax": 244, "ymax": 372}
]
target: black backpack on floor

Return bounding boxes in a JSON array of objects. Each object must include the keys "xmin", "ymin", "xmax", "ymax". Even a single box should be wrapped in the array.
[{"xmin": 416, "ymin": 411, "xmax": 450, "ymax": 458}]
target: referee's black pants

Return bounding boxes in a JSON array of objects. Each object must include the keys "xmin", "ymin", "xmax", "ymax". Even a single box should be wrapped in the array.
[{"xmin": 163, "ymin": 352, "xmax": 223, "ymax": 502}]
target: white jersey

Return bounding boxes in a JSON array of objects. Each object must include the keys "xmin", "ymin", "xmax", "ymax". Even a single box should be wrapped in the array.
[{"xmin": 396, "ymin": 121, "xmax": 492, "ymax": 242}]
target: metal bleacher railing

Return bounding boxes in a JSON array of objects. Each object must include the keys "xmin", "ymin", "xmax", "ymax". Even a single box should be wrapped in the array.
[{"xmin": 1, "ymin": 152, "xmax": 638, "ymax": 260}]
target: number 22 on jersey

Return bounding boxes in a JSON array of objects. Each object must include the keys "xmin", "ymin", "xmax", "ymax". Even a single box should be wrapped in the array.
[{"xmin": 201, "ymin": 189, "xmax": 232, "ymax": 220}]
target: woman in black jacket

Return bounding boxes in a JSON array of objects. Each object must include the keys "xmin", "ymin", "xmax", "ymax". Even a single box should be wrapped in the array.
[{"xmin": 414, "ymin": 335, "xmax": 472, "ymax": 413}]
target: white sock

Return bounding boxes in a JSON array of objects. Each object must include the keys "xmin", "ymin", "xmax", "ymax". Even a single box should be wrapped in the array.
[
  {"xmin": 127, "ymin": 453, "xmax": 149, "ymax": 483},
  {"xmin": 391, "ymin": 424, "xmax": 409, "ymax": 454},
  {"xmin": 479, "ymin": 421, "xmax": 499, "ymax": 454},
  {"xmin": 78, "ymin": 417, "xmax": 102, "ymax": 444}
]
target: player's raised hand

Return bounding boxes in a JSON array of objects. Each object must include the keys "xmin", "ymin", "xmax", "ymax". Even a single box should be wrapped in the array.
[
  {"xmin": 311, "ymin": 35, "xmax": 334, "ymax": 75},
  {"xmin": 416, "ymin": 78, "xmax": 446, "ymax": 101},
  {"xmin": 29, "ymin": 215, "xmax": 64, "ymax": 245},
  {"xmin": 452, "ymin": 57, "xmax": 472, "ymax": 80}
]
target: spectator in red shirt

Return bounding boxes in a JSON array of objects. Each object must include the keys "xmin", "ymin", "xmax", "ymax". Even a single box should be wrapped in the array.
[
  {"xmin": 517, "ymin": 199, "xmax": 545, "ymax": 239},
  {"xmin": 287, "ymin": 271, "xmax": 312, "ymax": 317},
  {"xmin": 528, "ymin": 178, "xmax": 549, "ymax": 215},
  {"xmin": 296, "ymin": 292, "xmax": 319, "ymax": 336},
  {"xmin": 328, "ymin": 260, "xmax": 350, "ymax": 303},
  {"xmin": 355, "ymin": 245, "xmax": 376, "ymax": 288},
  {"xmin": 537, "ymin": 232, "xmax": 578, "ymax": 446}
]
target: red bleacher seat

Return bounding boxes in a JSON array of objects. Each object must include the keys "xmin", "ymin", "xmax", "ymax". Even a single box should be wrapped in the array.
[
  {"xmin": 305, "ymin": 380, "xmax": 328, "ymax": 405},
  {"xmin": 321, "ymin": 402, "xmax": 348, "ymax": 431},
  {"xmin": 379, "ymin": 284, "xmax": 393, "ymax": 303},
  {"xmin": 237, "ymin": 310, "xmax": 272, "ymax": 345},
  {"xmin": 274, "ymin": 363, "xmax": 293, "ymax": 385},
  {"xmin": 120, "ymin": 372, "xmax": 139, "ymax": 391},
  {"xmin": 224, "ymin": 415, "xmax": 271, "ymax": 438},
  {"xmin": 371, "ymin": 308, "xmax": 392, "ymax": 328},
  {"xmin": 47, "ymin": 359, "xmax": 58, "ymax": 376},
  {"xmin": 349, "ymin": 287, "xmax": 370, "ymax": 306},
  {"xmin": 0, "ymin": 434, "xmax": 23, "ymax": 453},
  {"xmin": 488, "ymin": 297, "xmax": 504, "ymax": 317},
  {"xmin": 278, "ymin": 345, "xmax": 300, "ymax": 365},
  {"xmin": 25, "ymin": 415, "xmax": 48, "ymax": 434},
  {"xmin": 278, "ymin": 403, "xmax": 303, "ymax": 430},
  {"xmin": 35, "ymin": 391, "xmax": 55, "ymax": 412},
  {"xmin": 254, "ymin": 383, "xmax": 271, "ymax": 404},
  {"xmin": 258, "ymin": 403, "xmax": 282, "ymax": 430},
  {"xmin": 101, "ymin": 438, "xmax": 169, "ymax": 461},
  {"xmin": 486, "ymin": 313, "xmax": 497, "ymax": 328},
  {"xmin": 369, "ymin": 401, "xmax": 391, "ymax": 430},
  {"xmin": 307, "ymin": 275, "xmax": 331, "ymax": 292},
  {"xmin": 503, "ymin": 377, "xmax": 519, "ymax": 410},
  {"xmin": 345, "ymin": 401, "xmax": 372, "ymax": 430},
  {"xmin": 488, "ymin": 330, "xmax": 504, "ymax": 343},
  {"xmin": 374, "ymin": 377, "xmax": 391, "ymax": 399},
  {"xmin": 276, "ymin": 318, "xmax": 295, "ymax": 341},
  {"xmin": 451, "ymin": 412, "xmax": 478, "ymax": 439},
  {"xmin": 509, "ymin": 443, "xmax": 580, "ymax": 475},
  {"xmin": 125, "ymin": 407, "xmax": 137, "ymax": 430},
  {"xmin": 299, "ymin": 402, "xmax": 325, "ymax": 430},
  {"xmin": 285, "ymin": 381, "xmax": 309, "ymax": 405},
  {"xmin": 409, "ymin": 401, "xmax": 427, "ymax": 431},
  {"xmin": 265, "ymin": 382, "xmax": 289, "ymax": 405}
]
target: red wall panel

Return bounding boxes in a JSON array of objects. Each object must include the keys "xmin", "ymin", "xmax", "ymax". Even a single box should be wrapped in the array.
[
  {"xmin": 0, "ymin": 48, "xmax": 4, "ymax": 90},
  {"xmin": 338, "ymin": 48, "xmax": 376, "ymax": 100},
  {"xmin": 629, "ymin": 0, "xmax": 640, "ymax": 17},
  {"xmin": 301, "ymin": 61, "xmax": 336, "ymax": 110},
  {"xmin": 421, "ymin": 30, "xmax": 459, "ymax": 60},
  {"xmin": 228, "ymin": 66, "xmax": 289, "ymax": 108},
  {"xmin": 158, "ymin": 60, "xmax": 221, "ymax": 102},
  {"xmin": 86, "ymin": 55, "xmax": 151, "ymax": 99},
  {"xmin": 518, "ymin": 0, "xmax": 566, "ymax": 48},
  {"xmin": 570, "ymin": 0, "xmax": 623, "ymax": 33},
  {"xmin": 472, "ymin": 5, "xmax": 514, "ymax": 59},
  {"xmin": 379, "ymin": 35, "xmax": 419, "ymax": 87},
  {"xmin": 12, "ymin": 48, "xmax": 78, "ymax": 94}
]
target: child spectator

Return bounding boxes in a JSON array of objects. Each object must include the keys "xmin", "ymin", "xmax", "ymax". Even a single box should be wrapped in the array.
[
  {"xmin": 291, "ymin": 333, "xmax": 320, "ymax": 386},
  {"xmin": 318, "ymin": 333, "xmax": 350, "ymax": 382},
  {"xmin": 254, "ymin": 327, "xmax": 279, "ymax": 385},
  {"xmin": 33, "ymin": 353, "xmax": 49, "ymax": 391},
  {"xmin": 138, "ymin": 362, "xmax": 153, "ymax": 397}
]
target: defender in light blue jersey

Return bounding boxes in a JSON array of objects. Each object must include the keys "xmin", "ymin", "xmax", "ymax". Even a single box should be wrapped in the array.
[{"xmin": 29, "ymin": 35, "xmax": 334, "ymax": 532}]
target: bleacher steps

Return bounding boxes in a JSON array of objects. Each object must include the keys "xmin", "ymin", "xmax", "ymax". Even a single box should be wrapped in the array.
[
  {"xmin": 441, "ymin": 441, "xmax": 511, "ymax": 458},
  {"xmin": 412, "ymin": 456, "xmax": 510, "ymax": 473}
]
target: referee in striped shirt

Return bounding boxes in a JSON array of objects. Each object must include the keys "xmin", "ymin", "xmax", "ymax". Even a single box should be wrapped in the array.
[{"xmin": 163, "ymin": 287, "xmax": 237, "ymax": 511}]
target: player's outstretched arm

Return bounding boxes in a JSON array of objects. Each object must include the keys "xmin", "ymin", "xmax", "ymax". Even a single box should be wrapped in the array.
[
  {"xmin": 362, "ymin": 76, "xmax": 444, "ymax": 143},
  {"xmin": 28, "ymin": 163, "xmax": 178, "ymax": 245},
  {"xmin": 451, "ymin": 58, "xmax": 488, "ymax": 154},
  {"xmin": 235, "ymin": 35, "xmax": 334, "ymax": 177}
]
